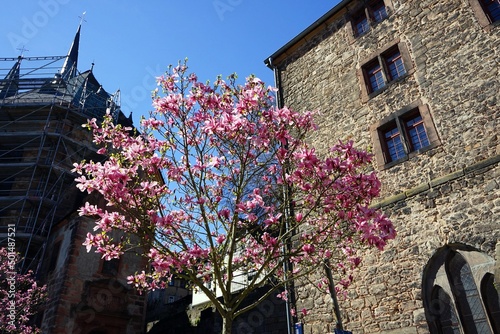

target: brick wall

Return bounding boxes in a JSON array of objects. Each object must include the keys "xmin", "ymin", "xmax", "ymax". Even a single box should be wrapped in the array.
[{"xmin": 41, "ymin": 212, "xmax": 147, "ymax": 334}]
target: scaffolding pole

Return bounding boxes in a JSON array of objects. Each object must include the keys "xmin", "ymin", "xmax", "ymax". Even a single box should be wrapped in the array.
[{"xmin": 0, "ymin": 55, "xmax": 119, "ymax": 274}]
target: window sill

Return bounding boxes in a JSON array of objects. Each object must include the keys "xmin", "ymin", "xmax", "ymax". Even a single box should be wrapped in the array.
[
  {"xmin": 350, "ymin": 12, "xmax": 392, "ymax": 43},
  {"xmin": 366, "ymin": 72, "xmax": 412, "ymax": 100},
  {"xmin": 483, "ymin": 19, "xmax": 500, "ymax": 32},
  {"xmin": 354, "ymin": 30, "xmax": 370, "ymax": 38},
  {"xmin": 380, "ymin": 143, "xmax": 439, "ymax": 170}
]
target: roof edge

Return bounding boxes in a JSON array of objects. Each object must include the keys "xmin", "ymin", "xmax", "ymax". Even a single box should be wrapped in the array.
[{"xmin": 264, "ymin": 0, "xmax": 352, "ymax": 68}]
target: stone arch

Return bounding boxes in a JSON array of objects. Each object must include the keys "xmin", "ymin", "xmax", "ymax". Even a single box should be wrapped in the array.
[
  {"xmin": 481, "ymin": 273, "xmax": 500, "ymax": 332},
  {"xmin": 422, "ymin": 243, "xmax": 499, "ymax": 334}
]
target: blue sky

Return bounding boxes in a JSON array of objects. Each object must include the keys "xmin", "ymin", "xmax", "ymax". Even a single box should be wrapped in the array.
[{"xmin": 0, "ymin": 1, "xmax": 339, "ymax": 123}]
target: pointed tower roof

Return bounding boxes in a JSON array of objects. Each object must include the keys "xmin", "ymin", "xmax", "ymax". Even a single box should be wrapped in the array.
[
  {"xmin": 60, "ymin": 24, "xmax": 81, "ymax": 80},
  {"xmin": 0, "ymin": 56, "xmax": 21, "ymax": 98}
]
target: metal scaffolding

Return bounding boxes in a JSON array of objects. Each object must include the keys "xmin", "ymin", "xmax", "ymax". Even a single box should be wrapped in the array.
[{"xmin": 0, "ymin": 54, "xmax": 123, "ymax": 275}]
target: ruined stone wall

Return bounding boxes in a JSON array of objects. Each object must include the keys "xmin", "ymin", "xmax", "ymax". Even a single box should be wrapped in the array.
[
  {"xmin": 273, "ymin": 0, "xmax": 499, "ymax": 333},
  {"xmin": 41, "ymin": 213, "xmax": 147, "ymax": 334}
]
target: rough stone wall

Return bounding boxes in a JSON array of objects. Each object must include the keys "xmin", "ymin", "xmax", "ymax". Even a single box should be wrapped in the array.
[
  {"xmin": 41, "ymin": 213, "xmax": 147, "ymax": 334},
  {"xmin": 273, "ymin": 0, "xmax": 499, "ymax": 333},
  {"xmin": 334, "ymin": 162, "xmax": 499, "ymax": 334}
]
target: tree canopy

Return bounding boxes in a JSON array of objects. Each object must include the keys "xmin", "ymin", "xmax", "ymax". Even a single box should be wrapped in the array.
[{"xmin": 74, "ymin": 62, "xmax": 396, "ymax": 333}]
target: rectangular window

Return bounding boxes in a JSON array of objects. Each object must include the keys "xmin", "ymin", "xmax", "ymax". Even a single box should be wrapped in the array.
[
  {"xmin": 351, "ymin": 0, "xmax": 389, "ymax": 37},
  {"xmin": 404, "ymin": 111, "xmax": 430, "ymax": 151},
  {"xmin": 380, "ymin": 110, "xmax": 430, "ymax": 163},
  {"xmin": 362, "ymin": 45, "xmax": 408, "ymax": 94},
  {"xmin": 354, "ymin": 14, "xmax": 370, "ymax": 36},
  {"xmin": 382, "ymin": 123, "xmax": 406, "ymax": 162},
  {"xmin": 480, "ymin": 0, "xmax": 500, "ymax": 22},
  {"xmin": 48, "ymin": 241, "xmax": 61, "ymax": 273},
  {"xmin": 366, "ymin": 61, "xmax": 386, "ymax": 92},
  {"xmin": 469, "ymin": 0, "xmax": 500, "ymax": 29},
  {"xmin": 359, "ymin": 42, "xmax": 413, "ymax": 101},
  {"xmin": 372, "ymin": 1, "xmax": 389, "ymax": 22},
  {"xmin": 384, "ymin": 49, "xmax": 406, "ymax": 81},
  {"xmin": 370, "ymin": 102, "xmax": 440, "ymax": 169}
]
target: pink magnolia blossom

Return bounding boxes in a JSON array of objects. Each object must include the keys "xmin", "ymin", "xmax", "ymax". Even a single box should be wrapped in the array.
[
  {"xmin": 74, "ymin": 61, "xmax": 395, "ymax": 333},
  {"xmin": 0, "ymin": 248, "xmax": 47, "ymax": 334}
]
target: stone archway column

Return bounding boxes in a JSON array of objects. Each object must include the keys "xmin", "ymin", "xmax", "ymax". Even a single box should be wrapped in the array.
[{"xmin": 495, "ymin": 241, "xmax": 500, "ymax": 290}]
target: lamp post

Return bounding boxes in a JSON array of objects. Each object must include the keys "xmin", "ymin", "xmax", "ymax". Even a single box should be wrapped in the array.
[{"xmin": 268, "ymin": 57, "xmax": 299, "ymax": 334}]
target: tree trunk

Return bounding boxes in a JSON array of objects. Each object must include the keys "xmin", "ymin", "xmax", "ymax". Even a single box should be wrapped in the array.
[{"xmin": 221, "ymin": 315, "xmax": 233, "ymax": 334}]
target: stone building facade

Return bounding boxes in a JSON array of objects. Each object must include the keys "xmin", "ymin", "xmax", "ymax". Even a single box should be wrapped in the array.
[{"xmin": 266, "ymin": 0, "xmax": 499, "ymax": 333}]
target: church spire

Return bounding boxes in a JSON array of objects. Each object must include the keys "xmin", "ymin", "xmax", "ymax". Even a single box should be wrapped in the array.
[
  {"xmin": 60, "ymin": 24, "xmax": 81, "ymax": 80},
  {"xmin": 0, "ymin": 56, "xmax": 21, "ymax": 98}
]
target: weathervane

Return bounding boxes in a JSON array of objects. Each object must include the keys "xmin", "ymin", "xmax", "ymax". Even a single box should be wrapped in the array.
[
  {"xmin": 16, "ymin": 46, "xmax": 29, "ymax": 58},
  {"xmin": 78, "ymin": 11, "xmax": 87, "ymax": 25}
]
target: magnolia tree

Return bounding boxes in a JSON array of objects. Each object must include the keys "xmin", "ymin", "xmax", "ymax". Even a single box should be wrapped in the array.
[
  {"xmin": 0, "ymin": 248, "xmax": 47, "ymax": 334},
  {"xmin": 74, "ymin": 62, "xmax": 396, "ymax": 333}
]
